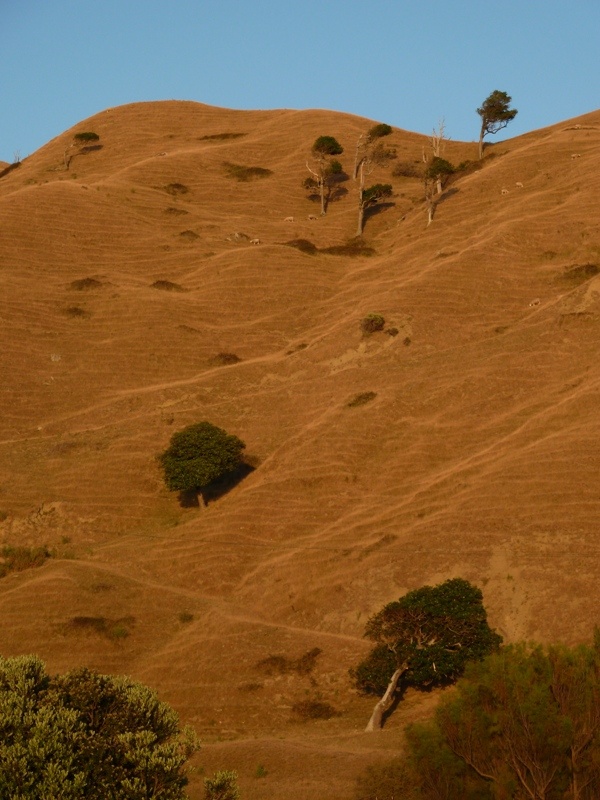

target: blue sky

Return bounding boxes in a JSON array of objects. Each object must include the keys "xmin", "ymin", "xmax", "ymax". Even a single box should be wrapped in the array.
[{"xmin": 2, "ymin": 0, "xmax": 599, "ymax": 163}]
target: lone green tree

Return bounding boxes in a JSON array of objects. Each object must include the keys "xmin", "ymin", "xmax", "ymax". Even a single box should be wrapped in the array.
[
  {"xmin": 64, "ymin": 131, "xmax": 101, "ymax": 170},
  {"xmin": 351, "ymin": 578, "xmax": 502, "ymax": 731},
  {"xmin": 305, "ymin": 135, "xmax": 344, "ymax": 215},
  {"xmin": 159, "ymin": 422, "xmax": 246, "ymax": 497},
  {"xmin": 0, "ymin": 655, "xmax": 199, "ymax": 799},
  {"xmin": 477, "ymin": 90, "xmax": 518, "ymax": 158}
]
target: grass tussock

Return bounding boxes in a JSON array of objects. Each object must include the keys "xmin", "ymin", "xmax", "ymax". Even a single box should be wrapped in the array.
[
  {"xmin": 255, "ymin": 647, "xmax": 322, "ymax": 676},
  {"xmin": 223, "ymin": 162, "xmax": 273, "ymax": 181},
  {"xmin": 164, "ymin": 183, "xmax": 189, "ymax": 196},
  {"xmin": 65, "ymin": 615, "xmax": 135, "ymax": 640},
  {"xmin": 209, "ymin": 352, "xmax": 242, "ymax": 366},
  {"xmin": 291, "ymin": 700, "xmax": 339, "ymax": 722},
  {"xmin": 347, "ymin": 391, "xmax": 377, "ymax": 408},
  {"xmin": 0, "ymin": 546, "xmax": 51, "ymax": 578},
  {"xmin": 69, "ymin": 277, "xmax": 102, "ymax": 290},
  {"xmin": 151, "ymin": 280, "xmax": 186, "ymax": 292}
]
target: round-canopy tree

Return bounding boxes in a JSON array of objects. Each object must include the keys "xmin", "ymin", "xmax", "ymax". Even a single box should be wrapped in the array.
[
  {"xmin": 351, "ymin": 578, "xmax": 502, "ymax": 730},
  {"xmin": 159, "ymin": 421, "xmax": 246, "ymax": 494}
]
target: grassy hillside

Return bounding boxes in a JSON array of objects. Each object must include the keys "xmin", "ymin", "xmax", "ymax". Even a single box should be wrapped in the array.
[{"xmin": 1, "ymin": 100, "xmax": 599, "ymax": 799}]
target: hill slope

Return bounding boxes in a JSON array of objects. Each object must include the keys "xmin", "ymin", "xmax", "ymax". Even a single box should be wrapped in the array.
[{"xmin": 1, "ymin": 100, "xmax": 600, "ymax": 799}]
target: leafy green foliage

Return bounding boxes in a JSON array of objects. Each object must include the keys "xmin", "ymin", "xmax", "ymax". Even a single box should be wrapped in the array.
[
  {"xmin": 360, "ymin": 313, "xmax": 385, "ymax": 334},
  {"xmin": 425, "ymin": 157, "xmax": 455, "ymax": 181},
  {"xmin": 73, "ymin": 132, "xmax": 100, "ymax": 143},
  {"xmin": 222, "ymin": 162, "xmax": 273, "ymax": 181},
  {"xmin": 368, "ymin": 123, "xmax": 393, "ymax": 139},
  {"xmin": 204, "ymin": 770, "xmax": 240, "ymax": 800},
  {"xmin": 406, "ymin": 638, "xmax": 600, "ymax": 799},
  {"xmin": 312, "ymin": 135, "xmax": 343, "ymax": 156},
  {"xmin": 361, "ymin": 183, "xmax": 393, "ymax": 206},
  {"xmin": 0, "ymin": 656, "xmax": 199, "ymax": 799},
  {"xmin": 0, "ymin": 545, "xmax": 50, "ymax": 578},
  {"xmin": 158, "ymin": 422, "xmax": 246, "ymax": 493},
  {"xmin": 351, "ymin": 578, "xmax": 502, "ymax": 696}
]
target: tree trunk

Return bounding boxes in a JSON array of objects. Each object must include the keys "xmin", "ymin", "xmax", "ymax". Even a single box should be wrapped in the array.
[
  {"xmin": 357, "ymin": 202, "xmax": 365, "ymax": 236},
  {"xmin": 365, "ymin": 665, "xmax": 407, "ymax": 731},
  {"xmin": 319, "ymin": 179, "xmax": 326, "ymax": 215},
  {"xmin": 478, "ymin": 125, "xmax": 485, "ymax": 159}
]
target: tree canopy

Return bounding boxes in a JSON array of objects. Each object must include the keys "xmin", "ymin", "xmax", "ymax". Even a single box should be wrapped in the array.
[
  {"xmin": 312, "ymin": 135, "xmax": 343, "ymax": 156},
  {"xmin": 0, "ymin": 656, "xmax": 199, "ymax": 799},
  {"xmin": 158, "ymin": 421, "xmax": 246, "ymax": 494},
  {"xmin": 477, "ymin": 89, "xmax": 518, "ymax": 158},
  {"xmin": 351, "ymin": 578, "xmax": 501, "ymax": 729}
]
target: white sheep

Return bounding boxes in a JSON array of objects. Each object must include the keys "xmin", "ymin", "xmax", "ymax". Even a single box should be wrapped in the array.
[
  {"xmin": 284, "ymin": 216, "xmax": 294, "ymax": 222},
  {"xmin": 501, "ymin": 188, "xmax": 509, "ymax": 195},
  {"xmin": 308, "ymin": 214, "xmax": 318, "ymax": 221},
  {"xmin": 250, "ymin": 238, "xmax": 260, "ymax": 245},
  {"xmin": 515, "ymin": 181, "xmax": 523, "ymax": 189}
]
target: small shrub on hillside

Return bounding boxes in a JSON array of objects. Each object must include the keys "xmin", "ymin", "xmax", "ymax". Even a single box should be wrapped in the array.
[
  {"xmin": 70, "ymin": 277, "xmax": 102, "ymax": 290},
  {"xmin": 164, "ymin": 183, "xmax": 189, "ymax": 196},
  {"xmin": 561, "ymin": 263, "xmax": 599, "ymax": 284},
  {"xmin": 73, "ymin": 132, "xmax": 100, "ymax": 143},
  {"xmin": 179, "ymin": 229, "xmax": 199, "ymax": 240},
  {"xmin": 392, "ymin": 161, "xmax": 423, "ymax": 178},
  {"xmin": 65, "ymin": 615, "xmax": 135, "ymax": 640},
  {"xmin": 291, "ymin": 700, "xmax": 339, "ymax": 721},
  {"xmin": 0, "ymin": 546, "xmax": 50, "ymax": 578},
  {"xmin": 209, "ymin": 352, "xmax": 242, "ymax": 366},
  {"xmin": 165, "ymin": 206, "xmax": 189, "ymax": 215},
  {"xmin": 347, "ymin": 391, "xmax": 377, "ymax": 408},
  {"xmin": 151, "ymin": 280, "xmax": 186, "ymax": 291},
  {"xmin": 255, "ymin": 647, "xmax": 322, "ymax": 676},
  {"xmin": 368, "ymin": 123, "xmax": 393, "ymax": 139},
  {"xmin": 360, "ymin": 313, "xmax": 385, "ymax": 334},
  {"xmin": 223, "ymin": 162, "xmax": 273, "ymax": 181},
  {"xmin": 371, "ymin": 142, "xmax": 397, "ymax": 164},
  {"xmin": 64, "ymin": 306, "xmax": 89, "ymax": 318},
  {"xmin": 178, "ymin": 611, "xmax": 194, "ymax": 624}
]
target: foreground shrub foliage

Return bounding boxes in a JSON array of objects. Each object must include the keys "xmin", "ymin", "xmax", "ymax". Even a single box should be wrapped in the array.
[
  {"xmin": 397, "ymin": 635, "xmax": 600, "ymax": 799},
  {"xmin": 158, "ymin": 422, "xmax": 246, "ymax": 493},
  {"xmin": 0, "ymin": 655, "xmax": 199, "ymax": 799}
]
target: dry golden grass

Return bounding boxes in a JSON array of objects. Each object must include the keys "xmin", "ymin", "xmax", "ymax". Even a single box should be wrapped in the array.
[{"xmin": 1, "ymin": 100, "xmax": 600, "ymax": 798}]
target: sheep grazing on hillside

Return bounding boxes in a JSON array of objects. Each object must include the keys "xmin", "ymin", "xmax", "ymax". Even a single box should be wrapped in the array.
[
  {"xmin": 284, "ymin": 216, "xmax": 294, "ymax": 222},
  {"xmin": 250, "ymin": 238, "xmax": 260, "ymax": 245},
  {"xmin": 516, "ymin": 181, "xmax": 524, "ymax": 189},
  {"xmin": 501, "ymin": 188, "xmax": 509, "ymax": 195}
]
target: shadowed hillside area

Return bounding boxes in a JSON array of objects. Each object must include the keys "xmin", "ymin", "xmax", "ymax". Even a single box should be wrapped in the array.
[{"xmin": 1, "ymin": 100, "xmax": 600, "ymax": 799}]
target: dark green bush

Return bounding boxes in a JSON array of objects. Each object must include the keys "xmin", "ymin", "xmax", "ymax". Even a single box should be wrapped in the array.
[
  {"xmin": 73, "ymin": 132, "xmax": 99, "ymax": 143},
  {"xmin": 0, "ymin": 546, "xmax": 50, "ymax": 578},
  {"xmin": 347, "ymin": 392, "xmax": 377, "ymax": 408},
  {"xmin": 368, "ymin": 123, "xmax": 393, "ymax": 139},
  {"xmin": 291, "ymin": 700, "xmax": 339, "ymax": 721},
  {"xmin": 223, "ymin": 162, "xmax": 273, "ymax": 181},
  {"xmin": 360, "ymin": 314, "xmax": 385, "ymax": 334},
  {"xmin": 312, "ymin": 136, "xmax": 343, "ymax": 155},
  {"xmin": 392, "ymin": 161, "xmax": 423, "ymax": 178}
]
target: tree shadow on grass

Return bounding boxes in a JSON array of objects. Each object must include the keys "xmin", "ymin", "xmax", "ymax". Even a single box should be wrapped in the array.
[{"xmin": 177, "ymin": 461, "xmax": 257, "ymax": 508}]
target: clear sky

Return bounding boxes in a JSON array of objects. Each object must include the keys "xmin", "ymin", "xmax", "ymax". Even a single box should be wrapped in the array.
[{"xmin": 2, "ymin": 0, "xmax": 599, "ymax": 163}]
